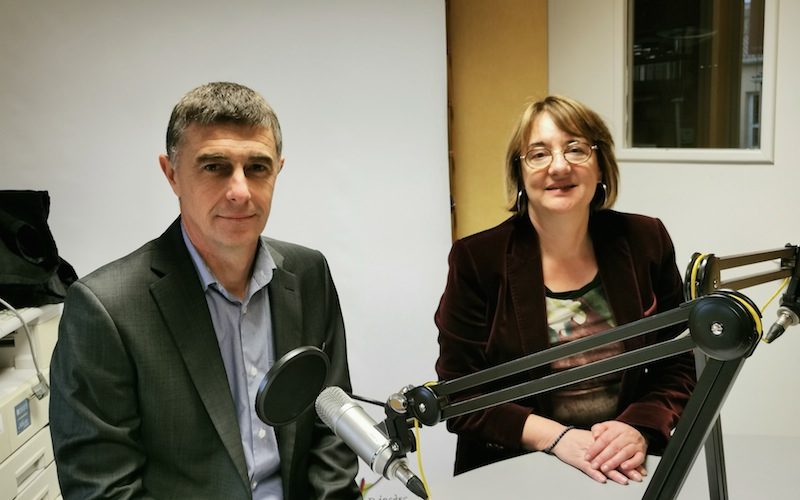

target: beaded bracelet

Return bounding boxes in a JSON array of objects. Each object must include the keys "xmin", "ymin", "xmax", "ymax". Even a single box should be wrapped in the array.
[{"xmin": 543, "ymin": 425, "xmax": 575, "ymax": 455}]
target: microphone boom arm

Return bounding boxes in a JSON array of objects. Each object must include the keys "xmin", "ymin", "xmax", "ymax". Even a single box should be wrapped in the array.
[{"xmin": 402, "ymin": 291, "xmax": 757, "ymax": 426}]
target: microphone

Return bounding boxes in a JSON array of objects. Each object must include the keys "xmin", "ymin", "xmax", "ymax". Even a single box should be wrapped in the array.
[
  {"xmin": 765, "ymin": 275, "xmax": 800, "ymax": 343},
  {"xmin": 315, "ymin": 386, "xmax": 428, "ymax": 499},
  {"xmin": 765, "ymin": 306, "xmax": 799, "ymax": 343}
]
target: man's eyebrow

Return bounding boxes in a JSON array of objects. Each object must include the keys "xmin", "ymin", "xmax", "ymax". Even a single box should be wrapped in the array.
[
  {"xmin": 249, "ymin": 154, "xmax": 274, "ymax": 165},
  {"xmin": 194, "ymin": 152, "xmax": 274, "ymax": 164},
  {"xmin": 195, "ymin": 152, "xmax": 229, "ymax": 163}
]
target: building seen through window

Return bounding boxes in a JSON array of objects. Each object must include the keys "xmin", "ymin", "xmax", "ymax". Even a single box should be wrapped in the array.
[{"xmin": 630, "ymin": 0, "xmax": 764, "ymax": 149}]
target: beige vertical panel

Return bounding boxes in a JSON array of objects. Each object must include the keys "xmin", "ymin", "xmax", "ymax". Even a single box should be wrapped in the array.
[{"xmin": 447, "ymin": 0, "xmax": 549, "ymax": 239}]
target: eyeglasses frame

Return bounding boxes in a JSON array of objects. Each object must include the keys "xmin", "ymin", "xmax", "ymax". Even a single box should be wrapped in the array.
[{"xmin": 518, "ymin": 142, "xmax": 599, "ymax": 171}]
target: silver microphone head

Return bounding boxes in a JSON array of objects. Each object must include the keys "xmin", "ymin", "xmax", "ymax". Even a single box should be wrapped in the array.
[
  {"xmin": 765, "ymin": 306, "xmax": 800, "ymax": 343},
  {"xmin": 315, "ymin": 386, "xmax": 395, "ymax": 476}
]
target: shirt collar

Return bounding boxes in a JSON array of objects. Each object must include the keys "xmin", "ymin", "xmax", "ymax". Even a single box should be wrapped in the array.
[{"xmin": 180, "ymin": 221, "xmax": 276, "ymax": 300}]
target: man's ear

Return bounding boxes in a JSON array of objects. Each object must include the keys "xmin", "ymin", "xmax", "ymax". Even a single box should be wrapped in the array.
[{"xmin": 159, "ymin": 154, "xmax": 180, "ymax": 196}]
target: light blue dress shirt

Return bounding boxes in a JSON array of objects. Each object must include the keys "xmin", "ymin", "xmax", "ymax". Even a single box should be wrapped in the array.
[{"xmin": 182, "ymin": 225, "xmax": 283, "ymax": 500}]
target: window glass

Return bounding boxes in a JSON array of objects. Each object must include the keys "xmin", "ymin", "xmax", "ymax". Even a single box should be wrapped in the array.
[{"xmin": 630, "ymin": 0, "xmax": 764, "ymax": 149}]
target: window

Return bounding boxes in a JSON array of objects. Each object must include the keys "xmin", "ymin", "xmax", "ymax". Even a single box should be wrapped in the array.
[{"xmin": 619, "ymin": 0, "xmax": 776, "ymax": 163}]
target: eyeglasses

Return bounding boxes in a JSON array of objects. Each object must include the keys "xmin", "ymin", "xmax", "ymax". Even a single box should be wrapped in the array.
[{"xmin": 519, "ymin": 141, "xmax": 598, "ymax": 170}]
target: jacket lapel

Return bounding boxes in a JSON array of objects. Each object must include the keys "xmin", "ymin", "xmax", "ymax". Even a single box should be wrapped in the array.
[
  {"xmin": 507, "ymin": 217, "xmax": 550, "ymax": 355},
  {"xmin": 591, "ymin": 214, "xmax": 645, "ymax": 349},
  {"xmin": 265, "ymin": 244, "xmax": 303, "ymax": 498},
  {"xmin": 268, "ymin": 268, "xmax": 303, "ymax": 359},
  {"xmin": 148, "ymin": 220, "xmax": 250, "ymax": 488}
]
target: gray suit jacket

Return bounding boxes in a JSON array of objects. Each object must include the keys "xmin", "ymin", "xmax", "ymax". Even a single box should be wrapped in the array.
[{"xmin": 49, "ymin": 218, "xmax": 360, "ymax": 499}]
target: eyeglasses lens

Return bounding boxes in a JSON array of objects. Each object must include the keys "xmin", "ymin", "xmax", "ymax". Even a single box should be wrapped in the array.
[{"xmin": 523, "ymin": 143, "xmax": 593, "ymax": 169}]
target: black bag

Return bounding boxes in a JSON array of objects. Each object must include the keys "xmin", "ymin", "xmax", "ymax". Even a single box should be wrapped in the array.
[{"xmin": 0, "ymin": 190, "xmax": 77, "ymax": 307}]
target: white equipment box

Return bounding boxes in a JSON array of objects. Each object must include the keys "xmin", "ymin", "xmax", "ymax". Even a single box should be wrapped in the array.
[{"xmin": 0, "ymin": 304, "xmax": 61, "ymax": 500}]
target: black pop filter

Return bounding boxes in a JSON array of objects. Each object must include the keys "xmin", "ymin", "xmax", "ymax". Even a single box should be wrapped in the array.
[{"xmin": 256, "ymin": 346, "xmax": 329, "ymax": 426}]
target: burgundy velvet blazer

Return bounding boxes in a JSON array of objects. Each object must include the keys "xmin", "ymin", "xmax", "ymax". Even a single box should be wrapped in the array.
[{"xmin": 434, "ymin": 210, "xmax": 696, "ymax": 474}]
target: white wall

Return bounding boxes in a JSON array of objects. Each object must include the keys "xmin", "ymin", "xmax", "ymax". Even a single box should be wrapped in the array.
[
  {"xmin": 550, "ymin": 0, "xmax": 800, "ymax": 439},
  {"xmin": 0, "ymin": 0, "xmax": 456, "ymax": 497},
  {"xmin": 8, "ymin": 0, "xmax": 795, "ymax": 497}
]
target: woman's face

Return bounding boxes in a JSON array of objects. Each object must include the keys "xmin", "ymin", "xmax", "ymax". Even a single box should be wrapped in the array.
[{"xmin": 522, "ymin": 112, "xmax": 601, "ymax": 220}]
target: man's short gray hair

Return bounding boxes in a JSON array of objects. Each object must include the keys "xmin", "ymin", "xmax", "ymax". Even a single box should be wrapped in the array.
[{"xmin": 166, "ymin": 82, "xmax": 282, "ymax": 161}]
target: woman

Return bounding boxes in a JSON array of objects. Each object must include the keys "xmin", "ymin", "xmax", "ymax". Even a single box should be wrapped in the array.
[{"xmin": 435, "ymin": 96, "xmax": 696, "ymax": 485}]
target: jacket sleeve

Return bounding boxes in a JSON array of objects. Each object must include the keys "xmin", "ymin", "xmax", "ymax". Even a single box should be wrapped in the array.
[
  {"xmin": 49, "ymin": 281, "xmax": 155, "ymax": 500},
  {"xmin": 434, "ymin": 241, "xmax": 532, "ymax": 450},
  {"xmin": 305, "ymin": 254, "xmax": 360, "ymax": 499},
  {"xmin": 616, "ymin": 218, "xmax": 697, "ymax": 452}
]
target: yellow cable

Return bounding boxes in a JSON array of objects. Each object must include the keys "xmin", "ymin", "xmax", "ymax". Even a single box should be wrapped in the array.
[
  {"xmin": 758, "ymin": 277, "xmax": 790, "ymax": 344},
  {"xmin": 727, "ymin": 293, "xmax": 763, "ymax": 338},
  {"xmin": 413, "ymin": 418, "xmax": 432, "ymax": 499},
  {"xmin": 761, "ymin": 278, "xmax": 789, "ymax": 312},
  {"xmin": 690, "ymin": 253, "xmax": 709, "ymax": 300},
  {"xmin": 359, "ymin": 476, "xmax": 382, "ymax": 496},
  {"xmin": 413, "ymin": 385, "xmax": 436, "ymax": 498}
]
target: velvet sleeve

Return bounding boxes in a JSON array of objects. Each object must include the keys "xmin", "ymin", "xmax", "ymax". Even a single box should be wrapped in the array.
[{"xmin": 434, "ymin": 241, "xmax": 532, "ymax": 450}]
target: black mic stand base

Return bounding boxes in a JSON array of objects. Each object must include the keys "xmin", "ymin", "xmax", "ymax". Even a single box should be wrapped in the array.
[{"xmin": 643, "ymin": 356, "xmax": 746, "ymax": 500}]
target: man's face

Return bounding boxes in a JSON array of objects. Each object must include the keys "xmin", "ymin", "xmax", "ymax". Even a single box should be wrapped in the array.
[{"xmin": 159, "ymin": 122, "xmax": 283, "ymax": 259}]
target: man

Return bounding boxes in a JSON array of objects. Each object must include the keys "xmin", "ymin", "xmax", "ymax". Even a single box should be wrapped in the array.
[{"xmin": 49, "ymin": 82, "xmax": 360, "ymax": 499}]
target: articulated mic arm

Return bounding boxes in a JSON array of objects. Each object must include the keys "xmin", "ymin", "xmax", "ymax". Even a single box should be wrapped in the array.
[{"xmin": 397, "ymin": 290, "xmax": 759, "ymax": 428}]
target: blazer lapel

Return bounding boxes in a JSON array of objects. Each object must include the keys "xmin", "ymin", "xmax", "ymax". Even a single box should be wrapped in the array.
[
  {"xmin": 591, "ymin": 215, "xmax": 645, "ymax": 350},
  {"xmin": 507, "ymin": 217, "xmax": 550, "ymax": 355},
  {"xmin": 149, "ymin": 221, "xmax": 249, "ymax": 488},
  {"xmin": 268, "ymin": 270, "xmax": 303, "ymax": 360},
  {"xmin": 265, "ymin": 245, "xmax": 303, "ymax": 498}
]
